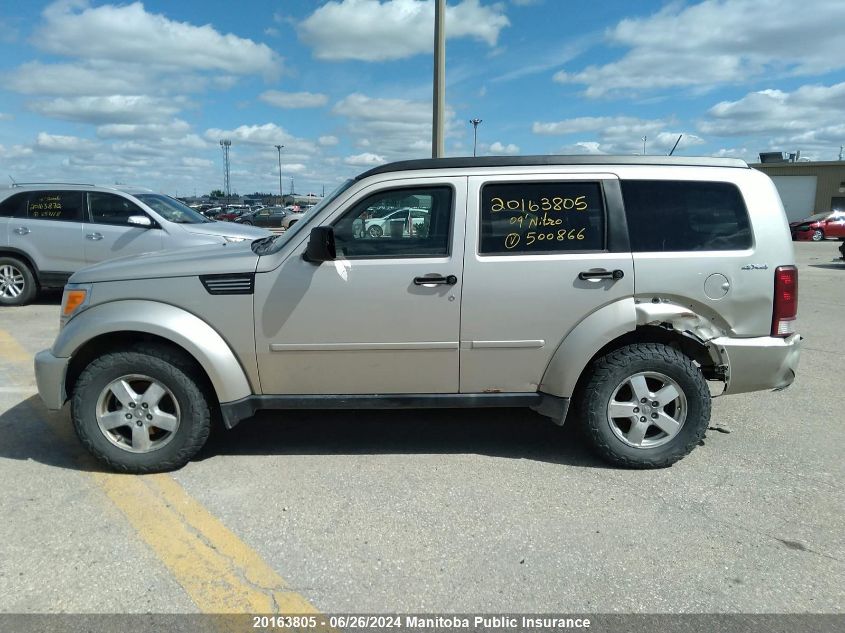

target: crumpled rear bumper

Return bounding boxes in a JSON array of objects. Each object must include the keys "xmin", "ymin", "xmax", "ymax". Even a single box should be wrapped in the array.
[{"xmin": 712, "ymin": 333, "xmax": 801, "ymax": 395}]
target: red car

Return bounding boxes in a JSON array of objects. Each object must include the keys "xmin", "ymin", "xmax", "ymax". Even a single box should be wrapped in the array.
[{"xmin": 790, "ymin": 211, "xmax": 845, "ymax": 241}]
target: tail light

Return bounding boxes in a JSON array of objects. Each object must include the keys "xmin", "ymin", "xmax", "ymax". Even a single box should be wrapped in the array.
[{"xmin": 771, "ymin": 265, "xmax": 797, "ymax": 337}]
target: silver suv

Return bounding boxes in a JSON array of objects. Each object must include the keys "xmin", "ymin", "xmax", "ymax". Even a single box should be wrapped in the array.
[
  {"xmin": 0, "ymin": 184, "xmax": 271, "ymax": 305},
  {"xmin": 34, "ymin": 156, "xmax": 801, "ymax": 472}
]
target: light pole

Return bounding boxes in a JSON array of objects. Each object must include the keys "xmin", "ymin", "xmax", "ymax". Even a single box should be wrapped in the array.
[
  {"xmin": 469, "ymin": 118, "xmax": 482, "ymax": 157},
  {"xmin": 641, "ymin": 136, "xmax": 647, "ymax": 155},
  {"xmin": 432, "ymin": 0, "xmax": 445, "ymax": 158},
  {"xmin": 274, "ymin": 144, "xmax": 284, "ymax": 203},
  {"xmin": 219, "ymin": 139, "xmax": 231, "ymax": 202}
]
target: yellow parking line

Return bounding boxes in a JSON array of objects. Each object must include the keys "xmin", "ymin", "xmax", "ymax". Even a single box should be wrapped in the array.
[
  {"xmin": 0, "ymin": 329, "xmax": 31, "ymax": 363},
  {"xmin": 20, "ymin": 381, "xmax": 322, "ymax": 614},
  {"xmin": 94, "ymin": 472, "xmax": 320, "ymax": 614}
]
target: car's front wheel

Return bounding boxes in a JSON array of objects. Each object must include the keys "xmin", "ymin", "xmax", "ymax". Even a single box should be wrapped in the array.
[
  {"xmin": 71, "ymin": 344, "xmax": 212, "ymax": 473},
  {"xmin": 579, "ymin": 343, "xmax": 710, "ymax": 468},
  {"xmin": 812, "ymin": 229, "xmax": 824, "ymax": 241},
  {"xmin": 368, "ymin": 225, "xmax": 383, "ymax": 238}
]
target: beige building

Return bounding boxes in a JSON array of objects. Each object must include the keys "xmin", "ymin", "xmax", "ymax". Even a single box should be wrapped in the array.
[{"xmin": 751, "ymin": 160, "xmax": 845, "ymax": 222}]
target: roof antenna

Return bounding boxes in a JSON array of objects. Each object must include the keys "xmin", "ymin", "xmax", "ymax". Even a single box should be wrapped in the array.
[
  {"xmin": 8, "ymin": 175, "xmax": 18, "ymax": 187},
  {"xmin": 668, "ymin": 135, "xmax": 683, "ymax": 156}
]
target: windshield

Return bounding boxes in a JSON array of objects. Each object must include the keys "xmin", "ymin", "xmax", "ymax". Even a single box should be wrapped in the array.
[
  {"xmin": 254, "ymin": 179, "xmax": 356, "ymax": 255},
  {"xmin": 135, "ymin": 194, "xmax": 213, "ymax": 224}
]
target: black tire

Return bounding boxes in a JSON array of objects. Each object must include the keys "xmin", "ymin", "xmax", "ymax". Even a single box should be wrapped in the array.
[
  {"xmin": 579, "ymin": 343, "xmax": 711, "ymax": 468},
  {"xmin": 811, "ymin": 229, "xmax": 824, "ymax": 241},
  {"xmin": 71, "ymin": 344, "xmax": 212, "ymax": 473},
  {"xmin": 0, "ymin": 256, "xmax": 37, "ymax": 307},
  {"xmin": 240, "ymin": 220, "xmax": 253, "ymax": 226},
  {"xmin": 287, "ymin": 219, "xmax": 298, "ymax": 227},
  {"xmin": 368, "ymin": 224, "xmax": 383, "ymax": 238}
]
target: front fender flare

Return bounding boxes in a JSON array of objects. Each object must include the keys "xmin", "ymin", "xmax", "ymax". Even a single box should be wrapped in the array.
[{"xmin": 55, "ymin": 300, "xmax": 253, "ymax": 404}]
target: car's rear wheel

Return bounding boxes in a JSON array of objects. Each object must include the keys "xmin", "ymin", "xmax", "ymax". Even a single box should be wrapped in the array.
[
  {"xmin": 368, "ymin": 225, "xmax": 383, "ymax": 238},
  {"xmin": 71, "ymin": 344, "xmax": 212, "ymax": 473},
  {"xmin": 240, "ymin": 220, "xmax": 252, "ymax": 226},
  {"xmin": 0, "ymin": 257, "xmax": 37, "ymax": 307},
  {"xmin": 579, "ymin": 343, "xmax": 710, "ymax": 468},
  {"xmin": 812, "ymin": 229, "xmax": 824, "ymax": 241}
]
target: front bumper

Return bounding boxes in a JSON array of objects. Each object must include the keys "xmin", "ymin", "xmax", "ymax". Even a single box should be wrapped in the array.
[
  {"xmin": 713, "ymin": 333, "xmax": 801, "ymax": 395},
  {"xmin": 34, "ymin": 349, "xmax": 70, "ymax": 410}
]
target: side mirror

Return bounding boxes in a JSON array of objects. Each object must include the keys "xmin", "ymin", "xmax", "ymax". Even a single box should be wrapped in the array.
[
  {"xmin": 304, "ymin": 226, "xmax": 336, "ymax": 263},
  {"xmin": 127, "ymin": 215, "xmax": 152, "ymax": 228}
]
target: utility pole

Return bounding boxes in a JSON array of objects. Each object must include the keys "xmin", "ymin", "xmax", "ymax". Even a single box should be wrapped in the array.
[
  {"xmin": 219, "ymin": 139, "xmax": 232, "ymax": 202},
  {"xmin": 469, "ymin": 118, "xmax": 482, "ymax": 157},
  {"xmin": 641, "ymin": 136, "xmax": 647, "ymax": 155},
  {"xmin": 274, "ymin": 144, "xmax": 284, "ymax": 203},
  {"xmin": 432, "ymin": 0, "xmax": 445, "ymax": 158}
]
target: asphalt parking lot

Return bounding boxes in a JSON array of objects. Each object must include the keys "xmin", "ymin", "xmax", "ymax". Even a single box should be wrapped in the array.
[{"xmin": 0, "ymin": 241, "xmax": 842, "ymax": 616}]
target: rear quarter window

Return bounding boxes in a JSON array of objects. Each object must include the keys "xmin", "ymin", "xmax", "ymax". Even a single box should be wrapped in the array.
[
  {"xmin": 621, "ymin": 180, "xmax": 751, "ymax": 252},
  {"xmin": 26, "ymin": 191, "xmax": 84, "ymax": 222}
]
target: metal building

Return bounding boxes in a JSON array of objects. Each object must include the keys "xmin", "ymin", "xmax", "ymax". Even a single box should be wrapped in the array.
[{"xmin": 751, "ymin": 159, "xmax": 845, "ymax": 222}]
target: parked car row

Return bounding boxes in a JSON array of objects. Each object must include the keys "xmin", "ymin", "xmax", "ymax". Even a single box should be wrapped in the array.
[
  {"xmin": 0, "ymin": 184, "xmax": 270, "ymax": 306},
  {"xmin": 234, "ymin": 206, "xmax": 305, "ymax": 230}
]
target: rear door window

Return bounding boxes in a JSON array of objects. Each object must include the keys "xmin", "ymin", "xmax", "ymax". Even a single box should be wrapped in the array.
[
  {"xmin": 479, "ymin": 181, "xmax": 605, "ymax": 254},
  {"xmin": 621, "ymin": 180, "xmax": 751, "ymax": 251}
]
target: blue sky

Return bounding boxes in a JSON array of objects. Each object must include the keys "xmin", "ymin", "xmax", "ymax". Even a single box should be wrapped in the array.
[{"xmin": 1, "ymin": 0, "xmax": 844, "ymax": 197}]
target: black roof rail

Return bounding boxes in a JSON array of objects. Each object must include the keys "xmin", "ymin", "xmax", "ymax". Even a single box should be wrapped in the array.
[{"xmin": 356, "ymin": 155, "xmax": 749, "ymax": 180}]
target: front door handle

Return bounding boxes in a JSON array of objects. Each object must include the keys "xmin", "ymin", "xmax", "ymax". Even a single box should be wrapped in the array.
[
  {"xmin": 578, "ymin": 269, "xmax": 624, "ymax": 281},
  {"xmin": 414, "ymin": 274, "xmax": 458, "ymax": 286},
  {"xmin": 86, "ymin": 232, "xmax": 104, "ymax": 241},
  {"xmin": 13, "ymin": 227, "xmax": 30, "ymax": 236}
]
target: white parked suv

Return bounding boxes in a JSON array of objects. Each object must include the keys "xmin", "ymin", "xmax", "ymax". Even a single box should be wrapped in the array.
[
  {"xmin": 0, "ymin": 184, "xmax": 270, "ymax": 305},
  {"xmin": 34, "ymin": 156, "xmax": 801, "ymax": 472}
]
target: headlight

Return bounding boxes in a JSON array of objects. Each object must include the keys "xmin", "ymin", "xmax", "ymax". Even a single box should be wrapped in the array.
[
  {"xmin": 60, "ymin": 283, "xmax": 92, "ymax": 326},
  {"xmin": 223, "ymin": 236, "xmax": 247, "ymax": 243}
]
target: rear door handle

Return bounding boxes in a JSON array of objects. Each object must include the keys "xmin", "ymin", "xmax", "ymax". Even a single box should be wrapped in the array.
[
  {"xmin": 414, "ymin": 274, "xmax": 458, "ymax": 286},
  {"xmin": 86, "ymin": 232, "xmax": 104, "ymax": 241},
  {"xmin": 578, "ymin": 269, "xmax": 624, "ymax": 281},
  {"xmin": 13, "ymin": 227, "xmax": 30, "ymax": 236}
]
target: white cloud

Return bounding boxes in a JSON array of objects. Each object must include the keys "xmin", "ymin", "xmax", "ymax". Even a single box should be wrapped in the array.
[
  {"xmin": 0, "ymin": 144, "xmax": 34, "ymax": 159},
  {"xmin": 334, "ymin": 93, "xmax": 455, "ymax": 159},
  {"xmin": 96, "ymin": 120, "xmax": 192, "ymax": 139},
  {"xmin": 533, "ymin": 116, "xmax": 668, "ymax": 137},
  {"xmin": 35, "ymin": 132, "xmax": 97, "ymax": 152},
  {"xmin": 29, "ymin": 95, "xmax": 182, "ymax": 124},
  {"xmin": 204, "ymin": 123, "xmax": 317, "ymax": 157},
  {"xmin": 181, "ymin": 157, "xmax": 213, "ymax": 168},
  {"xmin": 0, "ymin": 113, "xmax": 12, "ymax": 120},
  {"xmin": 486, "ymin": 141, "xmax": 520, "ymax": 155},
  {"xmin": 533, "ymin": 115, "xmax": 704, "ymax": 155},
  {"xmin": 36, "ymin": 0, "xmax": 280, "ymax": 77},
  {"xmin": 299, "ymin": 0, "xmax": 509, "ymax": 61},
  {"xmin": 554, "ymin": 0, "xmax": 845, "ymax": 98},
  {"xmin": 344, "ymin": 152, "xmax": 386, "ymax": 166},
  {"xmin": 318, "ymin": 135, "xmax": 339, "ymax": 146},
  {"xmin": 7, "ymin": 61, "xmax": 140, "ymax": 96},
  {"xmin": 699, "ymin": 82, "xmax": 845, "ymax": 158},
  {"xmin": 260, "ymin": 90, "xmax": 329, "ymax": 109}
]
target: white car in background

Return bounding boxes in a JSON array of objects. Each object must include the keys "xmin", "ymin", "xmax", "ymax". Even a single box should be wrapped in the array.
[{"xmin": 354, "ymin": 207, "xmax": 429, "ymax": 238}]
